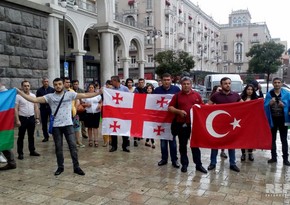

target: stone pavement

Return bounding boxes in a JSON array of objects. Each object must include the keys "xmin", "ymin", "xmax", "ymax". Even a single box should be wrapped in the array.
[{"xmin": 0, "ymin": 126, "xmax": 289, "ymax": 205}]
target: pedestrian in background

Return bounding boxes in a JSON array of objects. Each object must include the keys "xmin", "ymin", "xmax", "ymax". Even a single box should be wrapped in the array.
[
  {"xmin": 15, "ymin": 80, "xmax": 40, "ymax": 160},
  {"xmin": 36, "ymin": 77, "xmax": 54, "ymax": 142}
]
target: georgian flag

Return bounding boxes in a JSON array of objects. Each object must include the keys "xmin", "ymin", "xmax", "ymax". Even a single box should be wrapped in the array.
[{"xmin": 102, "ymin": 88, "xmax": 174, "ymax": 140}]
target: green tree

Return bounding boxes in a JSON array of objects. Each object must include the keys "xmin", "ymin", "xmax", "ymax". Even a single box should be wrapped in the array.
[
  {"xmin": 155, "ymin": 50, "xmax": 195, "ymax": 79},
  {"xmin": 246, "ymin": 41, "xmax": 285, "ymax": 89}
]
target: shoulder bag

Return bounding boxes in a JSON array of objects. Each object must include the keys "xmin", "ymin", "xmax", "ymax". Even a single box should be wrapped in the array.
[{"xmin": 48, "ymin": 92, "xmax": 66, "ymax": 134}]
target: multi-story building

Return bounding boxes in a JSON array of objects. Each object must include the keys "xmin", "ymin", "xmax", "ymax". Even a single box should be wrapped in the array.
[
  {"xmin": 117, "ymin": 1, "xmax": 285, "ymax": 81},
  {"xmin": 116, "ymin": 0, "xmax": 221, "ymax": 80}
]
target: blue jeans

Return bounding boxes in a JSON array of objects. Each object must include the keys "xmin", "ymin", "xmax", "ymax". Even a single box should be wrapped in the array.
[
  {"xmin": 210, "ymin": 149, "xmax": 236, "ymax": 166},
  {"xmin": 52, "ymin": 125, "xmax": 79, "ymax": 169},
  {"xmin": 160, "ymin": 136, "xmax": 177, "ymax": 163}
]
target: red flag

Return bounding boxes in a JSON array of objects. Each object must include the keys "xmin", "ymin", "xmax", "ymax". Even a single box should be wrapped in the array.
[{"xmin": 190, "ymin": 99, "xmax": 272, "ymax": 149}]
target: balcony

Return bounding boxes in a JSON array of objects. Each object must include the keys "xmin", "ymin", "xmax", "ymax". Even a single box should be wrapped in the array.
[
  {"xmin": 123, "ymin": 8, "xmax": 138, "ymax": 15},
  {"xmin": 178, "ymin": 33, "xmax": 185, "ymax": 40},
  {"xmin": 165, "ymin": 9, "xmax": 173, "ymax": 16},
  {"xmin": 188, "ymin": 22, "xmax": 194, "ymax": 28},
  {"xmin": 165, "ymin": 26, "xmax": 170, "ymax": 34},
  {"xmin": 178, "ymin": 16, "xmax": 184, "ymax": 23}
]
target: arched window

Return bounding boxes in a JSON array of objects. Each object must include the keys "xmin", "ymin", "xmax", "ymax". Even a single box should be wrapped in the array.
[{"xmin": 125, "ymin": 16, "xmax": 135, "ymax": 26}]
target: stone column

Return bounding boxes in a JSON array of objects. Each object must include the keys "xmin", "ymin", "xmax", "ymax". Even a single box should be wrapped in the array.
[
  {"xmin": 47, "ymin": 15, "xmax": 61, "ymax": 83},
  {"xmin": 121, "ymin": 57, "xmax": 130, "ymax": 79},
  {"xmin": 72, "ymin": 50, "xmax": 86, "ymax": 88},
  {"xmin": 137, "ymin": 60, "xmax": 146, "ymax": 79},
  {"xmin": 96, "ymin": 24, "xmax": 119, "ymax": 84}
]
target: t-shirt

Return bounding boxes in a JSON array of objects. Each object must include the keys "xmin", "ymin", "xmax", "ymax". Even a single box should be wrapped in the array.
[
  {"xmin": 44, "ymin": 91, "xmax": 77, "ymax": 127},
  {"xmin": 210, "ymin": 91, "xmax": 241, "ymax": 104},
  {"xmin": 154, "ymin": 85, "xmax": 180, "ymax": 94},
  {"xmin": 113, "ymin": 84, "xmax": 129, "ymax": 92},
  {"xmin": 82, "ymin": 95, "xmax": 102, "ymax": 114}
]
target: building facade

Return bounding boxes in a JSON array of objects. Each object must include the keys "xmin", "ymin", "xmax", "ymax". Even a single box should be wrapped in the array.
[{"xmin": 0, "ymin": 0, "xmax": 146, "ymax": 89}]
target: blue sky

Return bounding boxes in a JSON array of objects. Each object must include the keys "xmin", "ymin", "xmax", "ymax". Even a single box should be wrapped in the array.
[{"xmin": 191, "ymin": 0, "xmax": 290, "ymax": 48}]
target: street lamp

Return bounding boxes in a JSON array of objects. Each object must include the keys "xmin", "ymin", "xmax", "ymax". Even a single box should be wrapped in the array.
[
  {"xmin": 60, "ymin": 0, "xmax": 78, "ymax": 77},
  {"xmin": 146, "ymin": 27, "xmax": 162, "ymax": 79}
]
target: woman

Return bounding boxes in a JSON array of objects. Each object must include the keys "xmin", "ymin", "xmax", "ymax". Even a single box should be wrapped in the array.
[
  {"xmin": 240, "ymin": 84, "xmax": 258, "ymax": 161},
  {"xmin": 144, "ymin": 84, "xmax": 156, "ymax": 149},
  {"xmin": 82, "ymin": 83, "xmax": 102, "ymax": 147}
]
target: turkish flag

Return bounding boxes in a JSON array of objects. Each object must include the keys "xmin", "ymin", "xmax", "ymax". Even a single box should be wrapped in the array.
[
  {"xmin": 102, "ymin": 88, "xmax": 175, "ymax": 140},
  {"xmin": 190, "ymin": 99, "xmax": 272, "ymax": 149}
]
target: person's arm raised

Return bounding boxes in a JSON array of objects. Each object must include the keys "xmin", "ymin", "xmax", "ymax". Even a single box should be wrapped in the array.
[
  {"xmin": 76, "ymin": 88, "xmax": 102, "ymax": 99},
  {"xmin": 16, "ymin": 88, "xmax": 46, "ymax": 104}
]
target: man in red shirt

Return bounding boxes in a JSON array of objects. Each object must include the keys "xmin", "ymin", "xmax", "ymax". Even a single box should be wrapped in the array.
[{"xmin": 168, "ymin": 76, "xmax": 207, "ymax": 173}]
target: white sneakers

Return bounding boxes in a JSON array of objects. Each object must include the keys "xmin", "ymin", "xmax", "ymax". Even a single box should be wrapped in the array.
[{"xmin": 0, "ymin": 152, "xmax": 7, "ymax": 163}]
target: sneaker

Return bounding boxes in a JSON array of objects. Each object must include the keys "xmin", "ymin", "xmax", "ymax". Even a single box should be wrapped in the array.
[
  {"xmin": 134, "ymin": 141, "xmax": 138, "ymax": 147},
  {"xmin": 0, "ymin": 153, "xmax": 7, "ymax": 163},
  {"xmin": 145, "ymin": 142, "xmax": 151, "ymax": 147},
  {"xmin": 78, "ymin": 144, "xmax": 85, "ymax": 148}
]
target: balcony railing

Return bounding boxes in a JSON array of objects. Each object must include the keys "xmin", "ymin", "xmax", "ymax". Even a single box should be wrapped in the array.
[{"xmin": 123, "ymin": 8, "xmax": 138, "ymax": 15}]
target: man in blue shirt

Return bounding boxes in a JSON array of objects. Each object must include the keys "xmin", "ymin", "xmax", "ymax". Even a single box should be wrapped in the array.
[
  {"xmin": 36, "ymin": 77, "xmax": 54, "ymax": 142},
  {"xmin": 109, "ymin": 76, "xmax": 130, "ymax": 153},
  {"xmin": 154, "ymin": 73, "xmax": 180, "ymax": 168}
]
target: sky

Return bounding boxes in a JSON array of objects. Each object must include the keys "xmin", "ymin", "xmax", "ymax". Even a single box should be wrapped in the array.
[{"xmin": 191, "ymin": 0, "xmax": 290, "ymax": 48}]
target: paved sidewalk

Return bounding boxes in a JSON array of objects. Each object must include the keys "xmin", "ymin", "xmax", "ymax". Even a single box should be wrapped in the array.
[{"xmin": 0, "ymin": 126, "xmax": 289, "ymax": 205}]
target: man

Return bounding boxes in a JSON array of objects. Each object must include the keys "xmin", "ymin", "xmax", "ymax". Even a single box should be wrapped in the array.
[
  {"xmin": 154, "ymin": 73, "xmax": 180, "ymax": 168},
  {"xmin": 168, "ymin": 76, "xmax": 207, "ymax": 173},
  {"xmin": 207, "ymin": 77, "xmax": 242, "ymax": 172},
  {"xmin": 110, "ymin": 75, "xmax": 130, "ymax": 153},
  {"xmin": 72, "ymin": 80, "xmax": 88, "ymax": 139},
  {"xmin": 0, "ymin": 81, "xmax": 16, "ymax": 171},
  {"xmin": 16, "ymin": 78, "xmax": 101, "ymax": 175},
  {"xmin": 15, "ymin": 80, "xmax": 40, "ymax": 160},
  {"xmin": 36, "ymin": 77, "xmax": 54, "ymax": 142},
  {"xmin": 133, "ymin": 78, "xmax": 147, "ymax": 147},
  {"xmin": 264, "ymin": 77, "xmax": 290, "ymax": 166}
]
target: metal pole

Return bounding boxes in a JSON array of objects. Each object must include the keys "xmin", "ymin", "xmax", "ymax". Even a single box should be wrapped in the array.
[
  {"xmin": 153, "ymin": 32, "xmax": 156, "ymax": 80},
  {"xmin": 63, "ymin": 15, "xmax": 66, "ymax": 65}
]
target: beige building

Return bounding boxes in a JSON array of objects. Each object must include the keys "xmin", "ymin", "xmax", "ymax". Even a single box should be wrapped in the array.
[{"xmin": 116, "ymin": 1, "xmax": 284, "ymax": 81}]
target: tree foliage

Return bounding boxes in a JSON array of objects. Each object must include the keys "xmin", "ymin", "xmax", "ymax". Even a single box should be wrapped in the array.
[
  {"xmin": 246, "ymin": 41, "xmax": 285, "ymax": 76},
  {"xmin": 155, "ymin": 50, "xmax": 195, "ymax": 78}
]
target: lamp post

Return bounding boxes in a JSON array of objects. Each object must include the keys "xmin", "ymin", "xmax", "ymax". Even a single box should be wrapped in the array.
[
  {"xmin": 60, "ymin": 0, "xmax": 78, "ymax": 77},
  {"xmin": 146, "ymin": 27, "xmax": 162, "ymax": 79}
]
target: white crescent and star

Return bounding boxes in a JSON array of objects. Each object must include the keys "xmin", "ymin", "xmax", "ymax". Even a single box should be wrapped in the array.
[{"xmin": 205, "ymin": 110, "xmax": 241, "ymax": 138}]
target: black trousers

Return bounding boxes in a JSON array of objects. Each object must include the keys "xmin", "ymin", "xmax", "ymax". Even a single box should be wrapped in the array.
[
  {"xmin": 17, "ymin": 116, "xmax": 36, "ymax": 155},
  {"xmin": 271, "ymin": 117, "xmax": 288, "ymax": 161},
  {"xmin": 2, "ymin": 150, "xmax": 16, "ymax": 165},
  {"xmin": 40, "ymin": 108, "xmax": 51, "ymax": 140},
  {"xmin": 111, "ymin": 135, "xmax": 130, "ymax": 150},
  {"xmin": 177, "ymin": 123, "xmax": 202, "ymax": 167}
]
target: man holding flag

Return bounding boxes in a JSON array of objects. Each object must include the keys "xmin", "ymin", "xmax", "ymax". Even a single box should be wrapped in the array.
[
  {"xmin": 0, "ymin": 81, "xmax": 16, "ymax": 171},
  {"xmin": 207, "ymin": 77, "xmax": 242, "ymax": 172}
]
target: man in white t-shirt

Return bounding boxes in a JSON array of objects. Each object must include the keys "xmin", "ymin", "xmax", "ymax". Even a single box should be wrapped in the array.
[
  {"xmin": 15, "ymin": 80, "xmax": 40, "ymax": 160},
  {"xmin": 16, "ymin": 78, "xmax": 102, "ymax": 176}
]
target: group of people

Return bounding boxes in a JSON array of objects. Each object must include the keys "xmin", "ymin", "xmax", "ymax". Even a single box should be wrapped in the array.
[{"xmin": 0, "ymin": 74, "xmax": 289, "ymax": 176}]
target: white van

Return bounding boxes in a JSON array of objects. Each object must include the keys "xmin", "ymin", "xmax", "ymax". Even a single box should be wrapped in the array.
[{"xmin": 204, "ymin": 74, "xmax": 244, "ymax": 94}]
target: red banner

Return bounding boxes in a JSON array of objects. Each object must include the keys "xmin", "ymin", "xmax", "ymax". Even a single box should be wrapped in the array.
[{"xmin": 190, "ymin": 99, "xmax": 272, "ymax": 149}]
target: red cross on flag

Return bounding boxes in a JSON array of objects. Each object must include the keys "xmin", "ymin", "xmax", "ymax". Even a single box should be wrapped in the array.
[
  {"xmin": 102, "ymin": 88, "xmax": 175, "ymax": 140},
  {"xmin": 190, "ymin": 99, "xmax": 272, "ymax": 149}
]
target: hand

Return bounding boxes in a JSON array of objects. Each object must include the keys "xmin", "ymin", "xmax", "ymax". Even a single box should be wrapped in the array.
[
  {"xmin": 269, "ymin": 97, "xmax": 276, "ymax": 105},
  {"xmin": 278, "ymin": 101, "xmax": 284, "ymax": 108},
  {"xmin": 15, "ymin": 120, "xmax": 21, "ymax": 127},
  {"xmin": 35, "ymin": 119, "xmax": 40, "ymax": 125},
  {"xmin": 87, "ymin": 103, "xmax": 91, "ymax": 108},
  {"xmin": 179, "ymin": 110, "xmax": 187, "ymax": 118}
]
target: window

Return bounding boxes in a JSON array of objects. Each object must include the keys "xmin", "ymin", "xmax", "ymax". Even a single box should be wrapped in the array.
[
  {"xmin": 147, "ymin": 55, "xmax": 154, "ymax": 63},
  {"xmin": 131, "ymin": 56, "xmax": 136, "ymax": 64},
  {"xmin": 145, "ymin": 16, "xmax": 152, "ymax": 27},
  {"xmin": 85, "ymin": 64, "xmax": 99, "ymax": 82},
  {"xmin": 223, "ymin": 45, "xmax": 228, "ymax": 51},
  {"xmin": 147, "ymin": 0, "xmax": 152, "ymax": 9},
  {"xmin": 84, "ymin": 34, "xmax": 90, "ymax": 51},
  {"xmin": 235, "ymin": 43, "xmax": 243, "ymax": 62},
  {"xmin": 125, "ymin": 16, "xmax": 135, "ymax": 26},
  {"xmin": 67, "ymin": 31, "xmax": 74, "ymax": 48}
]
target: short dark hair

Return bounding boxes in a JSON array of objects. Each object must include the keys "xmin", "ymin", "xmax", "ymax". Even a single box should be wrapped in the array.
[
  {"xmin": 86, "ymin": 83, "xmax": 96, "ymax": 91},
  {"xmin": 53, "ymin": 78, "xmax": 63, "ymax": 83},
  {"xmin": 138, "ymin": 78, "xmax": 145, "ymax": 82},
  {"xmin": 220, "ymin": 77, "xmax": 231, "ymax": 85},
  {"xmin": 111, "ymin": 76, "xmax": 120, "ymax": 82},
  {"xmin": 21, "ymin": 80, "xmax": 30, "ymax": 86},
  {"xmin": 62, "ymin": 77, "xmax": 70, "ymax": 82},
  {"xmin": 272, "ymin": 77, "xmax": 282, "ymax": 82},
  {"xmin": 106, "ymin": 80, "xmax": 112, "ymax": 85},
  {"xmin": 161, "ymin": 73, "xmax": 171, "ymax": 79},
  {"xmin": 72, "ymin": 79, "xmax": 79, "ymax": 84}
]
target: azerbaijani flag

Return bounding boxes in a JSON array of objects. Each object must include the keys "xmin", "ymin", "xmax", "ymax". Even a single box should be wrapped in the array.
[{"xmin": 0, "ymin": 89, "xmax": 16, "ymax": 152}]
